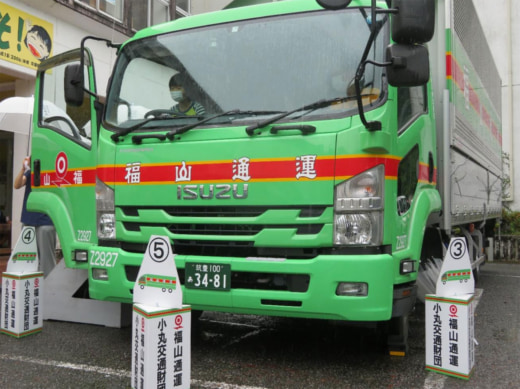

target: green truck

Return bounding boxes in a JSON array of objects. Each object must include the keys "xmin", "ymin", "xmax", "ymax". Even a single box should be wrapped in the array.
[{"xmin": 28, "ymin": 0, "xmax": 501, "ymax": 353}]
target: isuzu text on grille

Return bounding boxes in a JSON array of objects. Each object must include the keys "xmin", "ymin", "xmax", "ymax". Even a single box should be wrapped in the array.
[{"xmin": 176, "ymin": 184, "xmax": 249, "ymax": 200}]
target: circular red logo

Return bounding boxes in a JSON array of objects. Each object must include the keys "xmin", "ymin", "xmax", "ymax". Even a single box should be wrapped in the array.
[
  {"xmin": 55, "ymin": 152, "xmax": 68, "ymax": 179},
  {"xmin": 449, "ymin": 305, "xmax": 458, "ymax": 315},
  {"xmin": 175, "ymin": 315, "xmax": 183, "ymax": 327}
]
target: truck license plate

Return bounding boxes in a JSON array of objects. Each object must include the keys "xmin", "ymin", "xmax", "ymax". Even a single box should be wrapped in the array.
[{"xmin": 184, "ymin": 263, "xmax": 230, "ymax": 291}]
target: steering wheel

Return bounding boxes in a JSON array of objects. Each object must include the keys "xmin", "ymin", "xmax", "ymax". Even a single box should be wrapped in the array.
[
  {"xmin": 145, "ymin": 109, "xmax": 187, "ymax": 118},
  {"xmin": 43, "ymin": 116, "xmax": 82, "ymax": 140}
]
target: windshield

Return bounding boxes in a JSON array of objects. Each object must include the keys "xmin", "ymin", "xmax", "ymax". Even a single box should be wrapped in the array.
[{"xmin": 105, "ymin": 8, "xmax": 388, "ymax": 130}]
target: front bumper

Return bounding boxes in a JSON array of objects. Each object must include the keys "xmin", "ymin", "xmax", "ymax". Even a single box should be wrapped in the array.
[{"xmin": 88, "ymin": 247, "xmax": 397, "ymax": 321}]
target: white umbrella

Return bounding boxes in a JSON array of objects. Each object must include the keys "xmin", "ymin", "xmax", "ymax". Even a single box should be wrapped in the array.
[
  {"xmin": 0, "ymin": 96, "xmax": 72, "ymax": 154},
  {"xmin": 0, "ymin": 96, "xmax": 34, "ymax": 136},
  {"xmin": 0, "ymin": 96, "xmax": 67, "ymax": 133}
]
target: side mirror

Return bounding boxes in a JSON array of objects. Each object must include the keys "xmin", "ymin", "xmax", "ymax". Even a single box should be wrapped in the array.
[
  {"xmin": 386, "ymin": 44, "xmax": 429, "ymax": 87},
  {"xmin": 391, "ymin": 0, "xmax": 435, "ymax": 44},
  {"xmin": 316, "ymin": 0, "xmax": 352, "ymax": 10},
  {"xmin": 64, "ymin": 63, "xmax": 85, "ymax": 107}
]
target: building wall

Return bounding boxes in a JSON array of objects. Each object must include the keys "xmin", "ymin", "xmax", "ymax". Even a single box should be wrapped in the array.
[{"xmin": 473, "ymin": 0, "xmax": 519, "ymax": 210}]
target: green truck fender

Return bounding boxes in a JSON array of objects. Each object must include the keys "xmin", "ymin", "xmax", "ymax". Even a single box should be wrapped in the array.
[{"xmin": 394, "ymin": 188, "xmax": 442, "ymax": 269}]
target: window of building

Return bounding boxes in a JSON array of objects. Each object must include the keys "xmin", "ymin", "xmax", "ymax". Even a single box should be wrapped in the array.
[
  {"xmin": 177, "ymin": 0, "xmax": 191, "ymax": 15},
  {"xmin": 75, "ymin": 0, "xmax": 124, "ymax": 22},
  {"xmin": 69, "ymin": 0, "xmax": 192, "ymax": 35},
  {"xmin": 132, "ymin": 0, "xmax": 174, "ymax": 31},
  {"xmin": 132, "ymin": 0, "xmax": 191, "ymax": 31}
]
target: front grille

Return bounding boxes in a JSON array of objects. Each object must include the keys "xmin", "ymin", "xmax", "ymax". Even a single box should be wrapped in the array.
[
  {"xmin": 118, "ymin": 205, "xmax": 330, "ymax": 257},
  {"xmin": 121, "ymin": 205, "xmax": 327, "ymax": 218},
  {"xmin": 124, "ymin": 222, "xmax": 324, "ymax": 236}
]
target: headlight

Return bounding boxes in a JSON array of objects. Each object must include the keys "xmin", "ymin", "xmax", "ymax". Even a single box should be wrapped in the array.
[
  {"xmin": 334, "ymin": 165, "xmax": 384, "ymax": 246},
  {"xmin": 335, "ymin": 213, "xmax": 380, "ymax": 245},
  {"xmin": 96, "ymin": 177, "xmax": 116, "ymax": 240}
]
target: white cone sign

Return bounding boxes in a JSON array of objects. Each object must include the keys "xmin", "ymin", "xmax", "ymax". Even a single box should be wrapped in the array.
[
  {"xmin": 426, "ymin": 237, "xmax": 476, "ymax": 380},
  {"xmin": 131, "ymin": 235, "xmax": 191, "ymax": 389},
  {"xmin": 1, "ymin": 226, "xmax": 43, "ymax": 338},
  {"xmin": 7, "ymin": 226, "xmax": 38, "ymax": 273},
  {"xmin": 435, "ymin": 237, "xmax": 475, "ymax": 297},
  {"xmin": 132, "ymin": 235, "xmax": 182, "ymax": 308}
]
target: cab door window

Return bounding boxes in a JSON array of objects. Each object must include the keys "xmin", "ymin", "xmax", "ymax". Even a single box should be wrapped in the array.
[
  {"xmin": 397, "ymin": 145, "xmax": 419, "ymax": 215},
  {"xmin": 40, "ymin": 61, "xmax": 92, "ymax": 149},
  {"xmin": 397, "ymin": 85, "xmax": 427, "ymax": 132}
]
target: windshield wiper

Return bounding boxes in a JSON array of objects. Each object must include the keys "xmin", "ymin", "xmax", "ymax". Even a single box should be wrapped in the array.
[
  {"xmin": 245, "ymin": 96, "xmax": 359, "ymax": 136},
  {"xmin": 232, "ymin": 110, "xmax": 285, "ymax": 118},
  {"xmin": 110, "ymin": 115, "xmax": 185, "ymax": 142},
  {"xmin": 112, "ymin": 109, "xmax": 280, "ymax": 143},
  {"xmin": 165, "ymin": 110, "xmax": 285, "ymax": 140},
  {"xmin": 166, "ymin": 109, "xmax": 240, "ymax": 139}
]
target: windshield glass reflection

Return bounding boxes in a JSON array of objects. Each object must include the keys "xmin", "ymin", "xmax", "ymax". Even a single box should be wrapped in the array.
[{"xmin": 105, "ymin": 8, "xmax": 388, "ymax": 130}]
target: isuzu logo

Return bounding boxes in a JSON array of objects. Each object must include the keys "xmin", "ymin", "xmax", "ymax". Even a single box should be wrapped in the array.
[{"xmin": 177, "ymin": 184, "xmax": 248, "ymax": 200}]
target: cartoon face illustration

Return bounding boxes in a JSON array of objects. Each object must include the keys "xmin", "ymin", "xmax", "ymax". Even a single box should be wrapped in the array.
[{"xmin": 24, "ymin": 24, "xmax": 52, "ymax": 61}]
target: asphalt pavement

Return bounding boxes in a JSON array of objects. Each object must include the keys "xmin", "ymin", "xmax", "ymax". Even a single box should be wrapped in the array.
[{"xmin": 0, "ymin": 261, "xmax": 518, "ymax": 388}]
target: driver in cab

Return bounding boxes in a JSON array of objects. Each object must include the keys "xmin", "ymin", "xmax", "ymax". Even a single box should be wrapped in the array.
[{"xmin": 169, "ymin": 74, "xmax": 205, "ymax": 116}]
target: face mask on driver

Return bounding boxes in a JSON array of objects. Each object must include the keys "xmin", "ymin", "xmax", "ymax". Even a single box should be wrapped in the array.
[{"xmin": 171, "ymin": 90, "xmax": 184, "ymax": 101}]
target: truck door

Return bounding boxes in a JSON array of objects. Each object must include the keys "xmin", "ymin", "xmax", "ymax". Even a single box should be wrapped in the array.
[{"xmin": 29, "ymin": 49, "xmax": 98, "ymax": 268}]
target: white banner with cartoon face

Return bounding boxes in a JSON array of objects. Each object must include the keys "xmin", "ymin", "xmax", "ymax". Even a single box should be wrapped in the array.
[{"xmin": 0, "ymin": 2, "xmax": 54, "ymax": 69}]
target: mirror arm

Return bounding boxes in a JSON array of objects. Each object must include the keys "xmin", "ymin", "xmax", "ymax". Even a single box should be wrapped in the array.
[
  {"xmin": 378, "ymin": 8, "xmax": 398, "ymax": 15},
  {"xmin": 354, "ymin": 1, "xmax": 399, "ymax": 131},
  {"xmin": 365, "ymin": 59, "xmax": 393, "ymax": 67},
  {"xmin": 354, "ymin": 63, "xmax": 378, "ymax": 131},
  {"xmin": 355, "ymin": 57, "xmax": 394, "ymax": 132},
  {"xmin": 82, "ymin": 88, "xmax": 97, "ymax": 99},
  {"xmin": 77, "ymin": 35, "xmax": 121, "ymax": 89},
  {"xmin": 79, "ymin": 36, "xmax": 121, "ymax": 68},
  {"xmin": 355, "ymin": 0, "xmax": 385, "ymax": 131}
]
